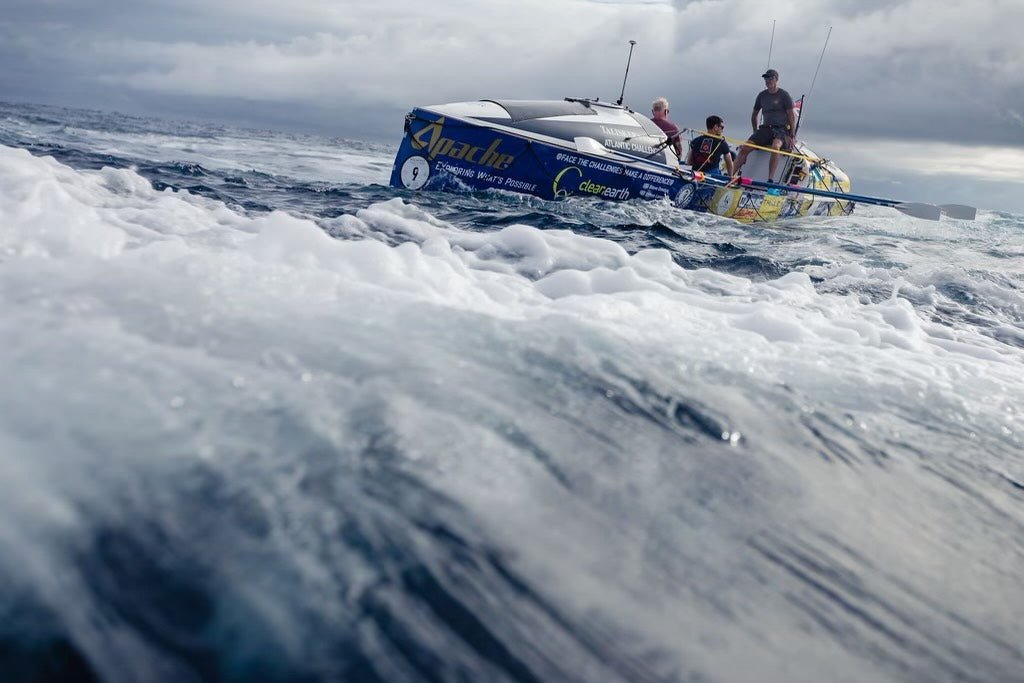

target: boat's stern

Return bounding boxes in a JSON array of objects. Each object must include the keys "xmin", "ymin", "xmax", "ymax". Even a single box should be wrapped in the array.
[{"xmin": 689, "ymin": 140, "xmax": 854, "ymax": 222}]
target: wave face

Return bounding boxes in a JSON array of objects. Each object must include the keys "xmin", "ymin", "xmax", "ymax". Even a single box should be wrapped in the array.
[{"xmin": 1, "ymin": 100, "xmax": 1022, "ymax": 683}]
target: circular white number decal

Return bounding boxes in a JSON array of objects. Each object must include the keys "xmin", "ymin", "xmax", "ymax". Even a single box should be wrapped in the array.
[{"xmin": 400, "ymin": 156, "xmax": 430, "ymax": 190}]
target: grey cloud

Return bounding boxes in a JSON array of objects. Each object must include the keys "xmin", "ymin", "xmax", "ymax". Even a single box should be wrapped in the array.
[{"xmin": 1, "ymin": 0, "xmax": 1022, "ymax": 210}]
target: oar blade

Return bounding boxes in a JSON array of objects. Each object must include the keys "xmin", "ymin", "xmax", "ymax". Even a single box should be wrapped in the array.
[
  {"xmin": 894, "ymin": 202, "xmax": 941, "ymax": 221},
  {"xmin": 938, "ymin": 204, "xmax": 977, "ymax": 221}
]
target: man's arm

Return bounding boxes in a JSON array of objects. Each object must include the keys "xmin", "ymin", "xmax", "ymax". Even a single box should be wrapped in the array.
[
  {"xmin": 751, "ymin": 107, "xmax": 760, "ymax": 132},
  {"xmin": 724, "ymin": 151, "xmax": 735, "ymax": 176}
]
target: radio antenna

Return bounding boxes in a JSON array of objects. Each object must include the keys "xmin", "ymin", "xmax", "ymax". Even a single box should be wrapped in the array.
[
  {"xmin": 616, "ymin": 40, "xmax": 637, "ymax": 106},
  {"xmin": 794, "ymin": 25, "xmax": 832, "ymax": 137}
]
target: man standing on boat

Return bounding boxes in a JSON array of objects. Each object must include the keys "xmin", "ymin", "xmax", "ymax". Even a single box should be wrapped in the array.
[
  {"xmin": 650, "ymin": 97, "xmax": 683, "ymax": 160},
  {"xmin": 687, "ymin": 115, "xmax": 734, "ymax": 176},
  {"xmin": 732, "ymin": 69, "xmax": 795, "ymax": 183}
]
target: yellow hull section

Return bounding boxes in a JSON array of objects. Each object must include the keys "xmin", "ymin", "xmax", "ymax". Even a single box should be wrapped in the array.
[
  {"xmin": 707, "ymin": 187, "xmax": 852, "ymax": 223},
  {"xmin": 703, "ymin": 142, "xmax": 853, "ymax": 223}
]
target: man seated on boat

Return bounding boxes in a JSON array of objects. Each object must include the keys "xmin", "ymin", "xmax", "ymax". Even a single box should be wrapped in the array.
[
  {"xmin": 732, "ymin": 69, "xmax": 795, "ymax": 183},
  {"xmin": 650, "ymin": 97, "xmax": 683, "ymax": 160},
  {"xmin": 686, "ymin": 115, "xmax": 734, "ymax": 176}
]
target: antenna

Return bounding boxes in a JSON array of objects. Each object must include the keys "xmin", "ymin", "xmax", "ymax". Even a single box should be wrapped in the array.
[
  {"xmin": 616, "ymin": 40, "xmax": 637, "ymax": 106},
  {"xmin": 767, "ymin": 20, "xmax": 776, "ymax": 70},
  {"xmin": 794, "ymin": 26, "xmax": 832, "ymax": 137}
]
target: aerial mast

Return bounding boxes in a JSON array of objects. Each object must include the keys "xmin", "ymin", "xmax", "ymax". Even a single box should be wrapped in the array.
[{"xmin": 616, "ymin": 40, "xmax": 637, "ymax": 106}]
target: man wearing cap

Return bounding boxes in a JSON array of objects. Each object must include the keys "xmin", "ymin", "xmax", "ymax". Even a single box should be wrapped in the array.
[{"xmin": 732, "ymin": 68, "xmax": 796, "ymax": 183}]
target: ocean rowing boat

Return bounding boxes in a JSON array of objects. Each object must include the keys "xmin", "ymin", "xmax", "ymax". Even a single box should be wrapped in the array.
[{"xmin": 389, "ymin": 97, "xmax": 975, "ymax": 222}]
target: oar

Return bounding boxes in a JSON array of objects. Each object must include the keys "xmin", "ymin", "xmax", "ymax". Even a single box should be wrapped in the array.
[
  {"xmin": 568, "ymin": 140, "xmax": 978, "ymax": 221},
  {"xmin": 937, "ymin": 204, "xmax": 977, "ymax": 220},
  {"xmin": 722, "ymin": 176, "xmax": 975, "ymax": 221}
]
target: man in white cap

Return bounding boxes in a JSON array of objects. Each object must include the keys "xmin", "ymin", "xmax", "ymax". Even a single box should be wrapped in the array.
[{"xmin": 732, "ymin": 68, "xmax": 795, "ymax": 183}]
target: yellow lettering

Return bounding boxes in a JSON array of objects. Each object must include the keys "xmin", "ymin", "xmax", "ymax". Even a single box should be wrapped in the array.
[
  {"xmin": 434, "ymin": 138, "xmax": 454, "ymax": 159},
  {"xmin": 494, "ymin": 154, "xmax": 514, "ymax": 170},
  {"xmin": 478, "ymin": 139, "xmax": 501, "ymax": 165},
  {"xmin": 552, "ymin": 166, "xmax": 582, "ymax": 197},
  {"xmin": 412, "ymin": 122, "xmax": 516, "ymax": 169},
  {"xmin": 411, "ymin": 118, "xmax": 444, "ymax": 152},
  {"xmin": 448, "ymin": 141, "xmax": 471, "ymax": 160}
]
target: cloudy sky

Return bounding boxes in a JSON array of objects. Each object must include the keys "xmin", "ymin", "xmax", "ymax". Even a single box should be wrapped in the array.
[{"xmin": 3, "ymin": 0, "xmax": 1024, "ymax": 212}]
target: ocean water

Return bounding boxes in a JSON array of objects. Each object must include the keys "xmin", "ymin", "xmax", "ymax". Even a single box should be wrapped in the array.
[{"xmin": 0, "ymin": 100, "xmax": 1022, "ymax": 683}]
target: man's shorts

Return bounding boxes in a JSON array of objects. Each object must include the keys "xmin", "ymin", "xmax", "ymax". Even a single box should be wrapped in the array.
[{"xmin": 749, "ymin": 125, "xmax": 786, "ymax": 147}]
